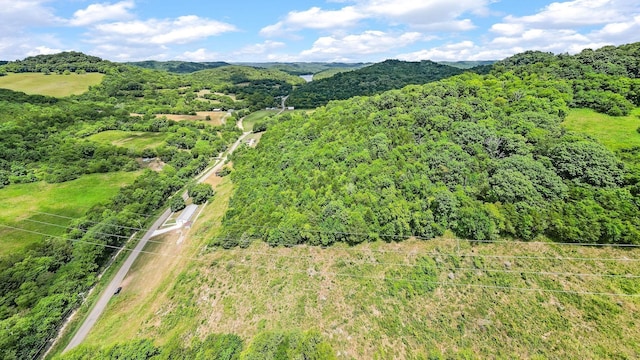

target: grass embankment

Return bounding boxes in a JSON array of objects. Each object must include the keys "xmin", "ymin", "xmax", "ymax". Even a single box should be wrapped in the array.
[
  {"xmin": 79, "ymin": 175, "xmax": 640, "ymax": 359},
  {"xmin": 242, "ymin": 110, "xmax": 279, "ymax": 131},
  {"xmin": 564, "ymin": 107, "xmax": 640, "ymax": 150},
  {"xmin": 0, "ymin": 73, "xmax": 104, "ymax": 97},
  {"xmin": 0, "ymin": 172, "xmax": 140, "ymax": 255},
  {"xmin": 88, "ymin": 131, "xmax": 169, "ymax": 151}
]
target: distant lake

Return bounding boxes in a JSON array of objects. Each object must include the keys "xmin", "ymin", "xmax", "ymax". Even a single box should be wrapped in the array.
[{"xmin": 300, "ymin": 74, "xmax": 313, "ymax": 82}]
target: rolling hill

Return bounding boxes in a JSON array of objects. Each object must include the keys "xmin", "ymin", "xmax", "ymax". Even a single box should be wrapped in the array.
[{"xmin": 286, "ymin": 59, "xmax": 468, "ymax": 108}]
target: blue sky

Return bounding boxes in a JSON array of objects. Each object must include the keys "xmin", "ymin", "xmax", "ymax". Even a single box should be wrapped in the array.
[{"xmin": 1, "ymin": 0, "xmax": 640, "ymax": 62}]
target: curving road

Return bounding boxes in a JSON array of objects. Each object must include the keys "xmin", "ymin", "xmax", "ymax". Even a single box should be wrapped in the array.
[{"xmin": 63, "ymin": 129, "xmax": 250, "ymax": 353}]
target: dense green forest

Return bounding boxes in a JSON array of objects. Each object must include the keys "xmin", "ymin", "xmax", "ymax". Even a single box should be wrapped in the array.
[
  {"xmin": 126, "ymin": 60, "xmax": 230, "ymax": 73},
  {"xmin": 437, "ymin": 60, "xmax": 496, "ymax": 69},
  {"xmin": 219, "ymin": 43, "xmax": 640, "ymax": 248},
  {"xmin": 1, "ymin": 52, "xmax": 114, "ymax": 74},
  {"xmin": 287, "ymin": 60, "xmax": 468, "ymax": 108}
]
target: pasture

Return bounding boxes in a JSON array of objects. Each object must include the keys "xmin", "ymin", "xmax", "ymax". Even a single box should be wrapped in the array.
[
  {"xmin": 88, "ymin": 131, "xmax": 169, "ymax": 151},
  {"xmin": 0, "ymin": 171, "xmax": 140, "ymax": 255},
  {"xmin": 0, "ymin": 73, "xmax": 104, "ymax": 97},
  {"xmin": 564, "ymin": 107, "xmax": 640, "ymax": 151}
]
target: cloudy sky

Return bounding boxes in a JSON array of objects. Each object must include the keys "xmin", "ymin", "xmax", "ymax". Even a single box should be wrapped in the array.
[{"xmin": 1, "ymin": 0, "xmax": 639, "ymax": 62}]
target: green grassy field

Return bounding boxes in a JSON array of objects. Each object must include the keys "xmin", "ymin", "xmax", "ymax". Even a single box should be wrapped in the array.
[
  {"xmin": 0, "ymin": 73, "xmax": 104, "ymax": 97},
  {"xmin": 564, "ymin": 107, "xmax": 640, "ymax": 150},
  {"xmin": 242, "ymin": 110, "xmax": 279, "ymax": 131},
  {"xmin": 0, "ymin": 171, "xmax": 141, "ymax": 255},
  {"xmin": 78, "ymin": 176, "xmax": 640, "ymax": 359},
  {"xmin": 87, "ymin": 131, "xmax": 169, "ymax": 151}
]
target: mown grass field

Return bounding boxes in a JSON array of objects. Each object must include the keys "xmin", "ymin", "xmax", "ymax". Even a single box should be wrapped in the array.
[
  {"xmin": 242, "ymin": 110, "xmax": 279, "ymax": 131},
  {"xmin": 88, "ymin": 131, "xmax": 169, "ymax": 151},
  {"xmin": 564, "ymin": 107, "xmax": 640, "ymax": 150},
  {"xmin": 0, "ymin": 73, "xmax": 104, "ymax": 97},
  {"xmin": 0, "ymin": 171, "xmax": 140, "ymax": 255},
  {"xmin": 79, "ymin": 175, "xmax": 640, "ymax": 359}
]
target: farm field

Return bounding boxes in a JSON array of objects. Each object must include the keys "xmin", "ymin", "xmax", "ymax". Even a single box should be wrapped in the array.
[
  {"xmin": 563, "ymin": 107, "xmax": 640, "ymax": 151},
  {"xmin": 77, "ymin": 175, "xmax": 640, "ymax": 359},
  {"xmin": 0, "ymin": 171, "xmax": 141, "ymax": 255},
  {"xmin": 0, "ymin": 73, "xmax": 104, "ymax": 97},
  {"xmin": 88, "ymin": 131, "xmax": 169, "ymax": 151}
]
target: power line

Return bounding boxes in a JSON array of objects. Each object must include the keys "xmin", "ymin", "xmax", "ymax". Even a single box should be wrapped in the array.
[
  {"xmin": 2, "ymin": 223, "xmax": 638, "ymax": 298},
  {"xmin": 222, "ymin": 249, "xmax": 640, "ymax": 279},
  {"xmin": 34, "ymin": 212, "xmax": 146, "ymax": 231},
  {"xmin": 212, "ymin": 254, "xmax": 640, "ymax": 298},
  {"xmin": 203, "ymin": 235, "xmax": 640, "ymax": 263},
  {"xmin": 17, "ymin": 219, "xmax": 182, "ymax": 247}
]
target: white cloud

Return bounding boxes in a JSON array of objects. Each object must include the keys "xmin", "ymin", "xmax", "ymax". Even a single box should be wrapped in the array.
[
  {"xmin": 26, "ymin": 45, "xmax": 63, "ymax": 56},
  {"xmin": 260, "ymin": 6, "xmax": 365, "ymax": 36},
  {"xmin": 235, "ymin": 41, "xmax": 286, "ymax": 55},
  {"xmin": 506, "ymin": 0, "xmax": 639, "ymax": 27},
  {"xmin": 361, "ymin": 0, "xmax": 490, "ymax": 27},
  {"xmin": 260, "ymin": 0, "xmax": 490, "ymax": 37},
  {"xmin": 0, "ymin": 0, "xmax": 61, "ymax": 31},
  {"xmin": 91, "ymin": 16, "xmax": 237, "ymax": 45},
  {"xmin": 178, "ymin": 48, "xmax": 220, "ymax": 62},
  {"xmin": 490, "ymin": 23, "xmax": 525, "ymax": 36},
  {"xmin": 299, "ymin": 30, "xmax": 422, "ymax": 61},
  {"xmin": 591, "ymin": 14, "xmax": 640, "ymax": 42},
  {"xmin": 69, "ymin": 1, "xmax": 135, "ymax": 26}
]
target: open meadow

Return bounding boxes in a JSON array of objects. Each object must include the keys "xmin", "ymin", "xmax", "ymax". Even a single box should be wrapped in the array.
[
  {"xmin": 564, "ymin": 107, "xmax": 640, "ymax": 151},
  {"xmin": 242, "ymin": 110, "xmax": 279, "ymax": 131},
  {"xmin": 0, "ymin": 171, "xmax": 140, "ymax": 255},
  {"xmin": 88, "ymin": 131, "xmax": 169, "ymax": 151},
  {"xmin": 0, "ymin": 73, "xmax": 104, "ymax": 97}
]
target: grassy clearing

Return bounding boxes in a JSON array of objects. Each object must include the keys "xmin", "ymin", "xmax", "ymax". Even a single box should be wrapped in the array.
[
  {"xmin": 0, "ymin": 73, "xmax": 104, "ymax": 97},
  {"xmin": 81, "ymin": 176, "xmax": 640, "ymax": 359},
  {"xmin": 156, "ymin": 112, "xmax": 227, "ymax": 125},
  {"xmin": 88, "ymin": 131, "xmax": 169, "ymax": 151},
  {"xmin": 0, "ymin": 171, "xmax": 140, "ymax": 255},
  {"xmin": 563, "ymin": 107, "xmax": 640, "ymax": 151},
  {"xmin": 242, "ymin": 110, "xmax": 279, "ymax": 131}
]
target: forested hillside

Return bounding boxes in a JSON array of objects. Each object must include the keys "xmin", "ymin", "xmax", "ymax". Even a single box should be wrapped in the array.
[
  {"xmin": 220, "ymin": 70, "xmax": 639, "ymax": 247},
  {"xmin": 1, "ymin": 52, "xmax": 114, "ymax": 74},
  {"xmin": 126, "ymin": 60, "xmax": 230, "ymax": 73},
  {"xmin": 494, "ymin": 43, "xmax": 640, "ymax": 116},
  {"xmin": 286, "ymin": 60, "xmax": 466, "ymax": 108}
]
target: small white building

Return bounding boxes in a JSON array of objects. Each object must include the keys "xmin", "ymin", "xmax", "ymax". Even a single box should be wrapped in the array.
[{"xmin": 176, "ymin": 204, "xmax": 198, "ymax": 226}]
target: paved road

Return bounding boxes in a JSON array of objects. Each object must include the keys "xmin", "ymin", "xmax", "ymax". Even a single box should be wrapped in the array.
[
  {"xmin": 63, "ymin": 131, "xmax": 249, "ymax": 353},
  {"xmin": 64, "ymin": 208, "xmax": 172, "ymax": 352}
]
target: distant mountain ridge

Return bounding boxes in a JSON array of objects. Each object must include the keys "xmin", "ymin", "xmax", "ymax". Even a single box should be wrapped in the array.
[{"xmin": 125, "ymin": 60, "xmax": 231, "ymax": 73}]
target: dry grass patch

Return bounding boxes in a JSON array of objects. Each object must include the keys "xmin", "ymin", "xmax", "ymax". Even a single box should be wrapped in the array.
[{"xmin": 155, "ymin": 112, "xmax": 227, "ymax": 125}]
